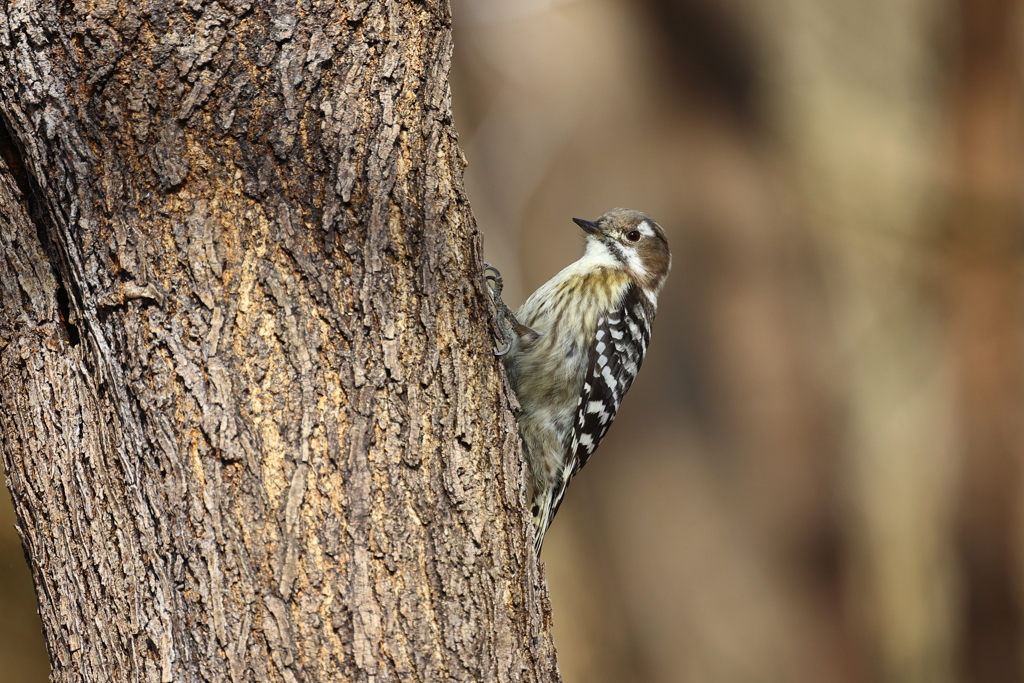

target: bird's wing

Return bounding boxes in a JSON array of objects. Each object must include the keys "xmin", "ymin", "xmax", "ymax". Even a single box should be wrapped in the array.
[{"xmin": 534, "ymin": 284, "xmax": 653, "ymax": 550}]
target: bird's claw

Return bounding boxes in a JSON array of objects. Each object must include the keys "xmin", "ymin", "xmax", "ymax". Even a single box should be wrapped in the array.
[
  {"xmin": 493, "ymin": 339, "xmax": 513, "ymax": 357},
  {"xmin": 484, "ymin": 263, "xmax": 514, "ymax": 356},
  {"xmin": 484, "ymin": 263, "xmax": 503, "ymax": 296}
]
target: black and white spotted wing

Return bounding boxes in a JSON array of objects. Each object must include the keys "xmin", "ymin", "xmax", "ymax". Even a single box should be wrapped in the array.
[{"xmin": 547, "ymin": 284, "xmax": 654, "ymax": 520}]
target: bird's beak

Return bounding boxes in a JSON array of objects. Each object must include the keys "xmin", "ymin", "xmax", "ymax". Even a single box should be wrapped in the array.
[{"xmin": 573, "ymin": 217, "xmax": 601, "ymax": 236}]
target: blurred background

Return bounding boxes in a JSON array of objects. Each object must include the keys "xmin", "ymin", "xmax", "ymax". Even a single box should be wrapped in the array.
[
  {"xmin": 452, "ymin": 0, "xmax": 1022, "ymax": 681},
  {"xmin": 2, "ymin": 0, "xmax": 1023, "ymax": 681}
]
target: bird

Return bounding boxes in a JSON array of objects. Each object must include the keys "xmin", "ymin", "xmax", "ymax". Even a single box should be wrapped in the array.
[{"xmin": 486, "ymin": 208, "xmax": 671, "ymax": 554}]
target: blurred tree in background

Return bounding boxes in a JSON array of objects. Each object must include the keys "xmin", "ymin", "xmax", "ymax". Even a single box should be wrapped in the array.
[
  {"xmin": 3, "ymin": 0, "xmax": 1023, "ymax": 681},
  {"xmin": 449, "ymin": 0, "xmax": 1022, "ymax": 682}
]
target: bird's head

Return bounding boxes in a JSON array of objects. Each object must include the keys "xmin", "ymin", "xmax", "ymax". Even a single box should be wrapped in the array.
[{"xmin": 574, "ymin": 208, "xmax": 671, "ymax": 297}]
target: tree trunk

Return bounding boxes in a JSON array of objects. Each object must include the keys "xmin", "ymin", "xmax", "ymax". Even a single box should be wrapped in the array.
[{"xmin": 0, "ymin": 0, "xmax": 559, "ymax": 681}]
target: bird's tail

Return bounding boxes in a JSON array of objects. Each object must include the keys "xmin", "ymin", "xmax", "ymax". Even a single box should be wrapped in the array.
[
  {"xmin": 531, "ymin": 475, "xmax": 571, "ymax": 556},
  {"xmin": 531, "ymin": 492, "xmax": 554, "ymax": 555}
]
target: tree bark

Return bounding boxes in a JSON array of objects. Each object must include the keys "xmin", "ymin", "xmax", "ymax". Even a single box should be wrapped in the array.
[{"xmin": 0, "ymin": 0, "xmax": 559, "ymax": 681}]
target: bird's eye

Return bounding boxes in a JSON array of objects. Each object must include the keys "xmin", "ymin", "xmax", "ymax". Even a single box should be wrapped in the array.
[{"xmin": 626, "ymin": 230, "xmax": 641, "ymax": 242}]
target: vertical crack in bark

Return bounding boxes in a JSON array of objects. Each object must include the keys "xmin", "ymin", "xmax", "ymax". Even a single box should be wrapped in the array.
[{"xmin": 0, "ymin": 111, "xmax": 80, "ymax": 345}]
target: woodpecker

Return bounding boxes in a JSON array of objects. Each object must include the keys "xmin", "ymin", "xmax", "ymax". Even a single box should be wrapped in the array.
[{"xmin": 487, "ymin": 208, "xmax": 671, "ymax": 554}]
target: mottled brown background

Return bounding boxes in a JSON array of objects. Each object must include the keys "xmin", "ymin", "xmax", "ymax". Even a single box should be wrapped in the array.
[{"xmin": 3, "ymin": 0, "xmax": 1023, "ymax": 681}]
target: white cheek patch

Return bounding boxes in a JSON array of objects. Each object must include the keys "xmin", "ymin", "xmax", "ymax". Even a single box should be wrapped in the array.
[
  {"xmin": 637, "ymin": 220, "xmax": 657, "ymax": 237},
  {"xmin": 642, "ymin": 287, "xmax": 658, "ymax": 309},
  {"xmin": 579, "ymin": 239, "xmax": 620, "ymax": 269},
  {"xmin": 622, "ymin": 246, "xmax": 648, "ymax": 280}
]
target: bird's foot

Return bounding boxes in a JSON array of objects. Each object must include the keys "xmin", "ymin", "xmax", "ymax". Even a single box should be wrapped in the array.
[{"xmin": 483, "ymin": 263, "xmax": 521, "ymax": 356}]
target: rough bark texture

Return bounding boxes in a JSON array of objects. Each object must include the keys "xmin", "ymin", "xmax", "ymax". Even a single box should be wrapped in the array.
[{"xmin": 0, "ymin": 0, "xmax": 559, "ymax": 681}]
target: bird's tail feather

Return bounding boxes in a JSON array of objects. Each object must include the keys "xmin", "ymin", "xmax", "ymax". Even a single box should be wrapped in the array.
[{"xmin": 531, "ymin": 474, "xmax": 571, "ymax": 555}]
